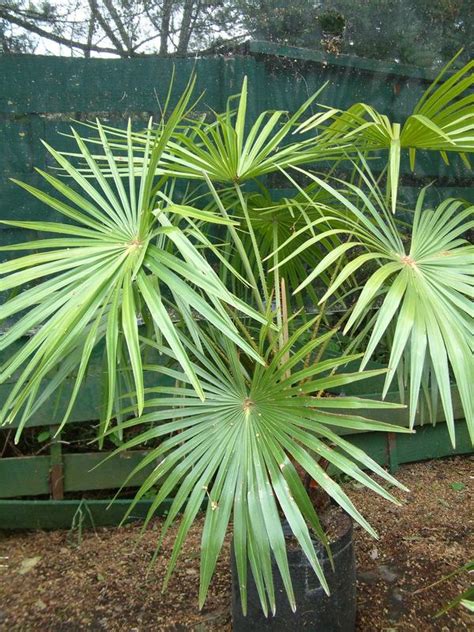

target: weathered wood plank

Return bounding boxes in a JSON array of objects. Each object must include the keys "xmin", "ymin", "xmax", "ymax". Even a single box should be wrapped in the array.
[
  {"xmin": 63, "ymin": 450, "xmax": 158, "ymax": 492},
  {"xmin": 0, "ymin": 498, "xmax": 159, "ymax": 529},
  {"xmin": 0, "ymin": 455, "xmax": 50, "ymax": 497},
  {"xmin": 0, "ymin": 418, "xmax": 471, "ymax": 529},
  {"xmin": 0, "ymin": 450, "xmax": 157, "ymax": 498}
]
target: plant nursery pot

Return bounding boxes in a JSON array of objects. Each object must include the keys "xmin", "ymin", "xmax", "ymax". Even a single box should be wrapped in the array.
[{"xmin": 231, "ymin": 507, "xmax": 356, "ymax": 632}]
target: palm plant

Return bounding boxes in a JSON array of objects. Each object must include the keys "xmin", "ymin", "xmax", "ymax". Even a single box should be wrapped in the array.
[
  {"xmin": 75, "ymin": 76, "xmax": 347, "ymax": 312},
  {"xmin": 1, "ymin": 53, "xmax": 473, "ymax": 618}
]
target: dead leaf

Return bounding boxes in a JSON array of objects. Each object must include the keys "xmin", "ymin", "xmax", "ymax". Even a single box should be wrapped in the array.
[{"xmin": 18, "ymin": 557, "xmax": 41, "ymax": 575}]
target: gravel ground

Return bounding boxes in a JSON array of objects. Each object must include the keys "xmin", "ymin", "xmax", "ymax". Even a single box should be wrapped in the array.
[{"xmin": 0, "ymin": 455, "xmax": 472, "ymax": 631}]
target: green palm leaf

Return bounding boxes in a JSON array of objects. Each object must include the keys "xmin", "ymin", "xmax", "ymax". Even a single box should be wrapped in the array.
[
  {"xmin": 0, "ymin": 79, "xmax": 266, "ymax": 438},
  {"xmin": 66, "ymin": 78, "xmax": 349, "ymax": 309},
  {"xmin": 107, "ymin": 328, "xmax": 409, "ymax": 615},
  {"xmin": 162, "ymin": 77, "xmax": 328, "ymax": 183},
  {"xmin": 286, "ymin": 167, "xmax": 473, "ymax": 446},
  {"xmin": 299, "ymin": 53, "xmax": 473, "ymax": 212}
]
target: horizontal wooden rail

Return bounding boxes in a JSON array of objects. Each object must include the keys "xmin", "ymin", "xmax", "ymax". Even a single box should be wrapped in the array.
[
  {"xmin": 0, "ymin": 384, "xmax": 466, "ymax": 499},
  {"xmin": 0, "ymin": 420, "xmax": 471, "ymax": 530},
  {"xmin": 0, "ymin": 450, "xmax": 155, "ymax": 499},
  {"xmin": 0, "ymin": 499, "xmax": 160, "ymax": 530}
]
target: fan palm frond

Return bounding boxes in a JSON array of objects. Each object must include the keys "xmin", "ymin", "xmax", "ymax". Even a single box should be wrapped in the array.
[
  {"xmin": 107, "ymin": 325, "xmax": 409, "ymax": 615},
  {"xmin": 281, "ymin": 166, "xmax": 473, "ymax": 446},
  {"xmin": 299, "ymin": 53, "xmax": 473, "ymax": 212},
  {"xmin": 0, "ymin": 80, "xmax": 265, "ymax": 439}
]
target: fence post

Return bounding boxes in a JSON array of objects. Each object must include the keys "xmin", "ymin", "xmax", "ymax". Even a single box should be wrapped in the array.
[
  {"xmin": 386, "ymin": 432, "xmax": 399, "ymax": 473},
  {"xmin": 49, "ymin": 425, "xmax": 64, "ymax": 500}
]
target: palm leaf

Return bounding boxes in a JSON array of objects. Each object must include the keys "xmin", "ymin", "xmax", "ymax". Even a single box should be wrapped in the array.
[
  {"xmin": 0, "ymin": 78, "xmax": 265, "ymax": 436},
  {"xmin": 298, "ymin": 54, "xmax": 473, "ymax": 212},
  {"xmin": 106, "ymin": 328, "xmax": 410, "ymax": 614},
  {"xmin": 288, "ymin": 168, "xmax": 473, "ymax": 446}
]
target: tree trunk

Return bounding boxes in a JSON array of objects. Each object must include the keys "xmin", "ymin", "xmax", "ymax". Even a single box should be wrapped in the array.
[
  {"xmin": 103, "ymin": 0, "xmax": 133, "ymax": 54},
  {"xmin": 84, "ymin": 10, "xmax": 97, "ymax": 57},
  {"xmin": 177, "ymin": 0, "xmax": 198, "ymax": 55},
  {"xmin": 159, "ymin": 0, "xmax": 174, "ymax": 55}
]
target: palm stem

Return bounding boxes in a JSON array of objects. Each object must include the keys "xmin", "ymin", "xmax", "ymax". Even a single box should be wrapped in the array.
[
  {"xmin": 204, "ymin": 174, "xmax": 265, "ymax": 313},
  {"xmin": 235, "ymin": 183, "xmax": 269, "ymax": 305}
]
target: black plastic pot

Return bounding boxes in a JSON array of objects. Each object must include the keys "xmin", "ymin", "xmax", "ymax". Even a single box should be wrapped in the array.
[{"xmin": 231, "ymin": 512, "xmax": 356, "ymax": 631}]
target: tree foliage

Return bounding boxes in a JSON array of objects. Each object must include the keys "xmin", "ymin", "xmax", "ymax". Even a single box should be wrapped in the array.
[
  {"xmin": 0, "ymin": 0, "xmax": 471, "ymax": 66},
  {"xmin": 320, "ymin": 0, "xmax": 473, "ymax": 66},
  {"xmin": 0, "ymin": 1, "xmax": 246, "ymax": 57},
  {"xmin": 0, "ymin": 0, "xmax": 37, "ymax": 53}
]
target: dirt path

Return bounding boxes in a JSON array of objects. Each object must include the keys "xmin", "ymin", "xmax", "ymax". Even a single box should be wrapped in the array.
[{"xmin": 0, "ymin": 456, "xmax": 472, "ymax": 631}]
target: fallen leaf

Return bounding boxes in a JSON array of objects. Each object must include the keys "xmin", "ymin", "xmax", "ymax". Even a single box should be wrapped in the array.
[
  {"xmin": 370, "ymin": 547, "xmax": 379, "ymax": 560},
  {"xmin": 18, "ymin": 557, "xmax": 41, "ymax": 575}
]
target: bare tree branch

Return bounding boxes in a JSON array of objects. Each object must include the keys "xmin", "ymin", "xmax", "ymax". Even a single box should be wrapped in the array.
[
  {"xmin": 0, "ymin": 7, "xmax": 121, "ymax": 55},
  {"xmin": 1, "ymin": 0, "xmax": 251, "ymax": 58},
  {"xmin": 177, "ymin": 0, "xmax": 197, "ymax": 55},
  {"xmin": 102, "ymin": 0, "xmax": 133, "ymax": 52},
  {"xmin": 84, "ymin": 6, "xmax": 97, "ymax": 57},
  {"xmin": 86, "ymin": 0, "xmax": 126, "ymax": 54}
]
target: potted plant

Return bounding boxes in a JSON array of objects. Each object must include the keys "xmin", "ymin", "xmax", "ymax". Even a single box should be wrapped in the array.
[{"xmin": 0, "ymin": 55, "xmax": 472, "ymax": 629}]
